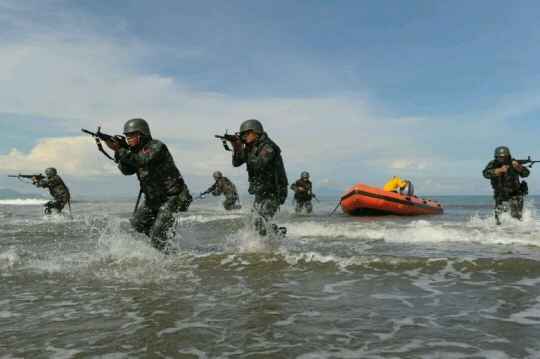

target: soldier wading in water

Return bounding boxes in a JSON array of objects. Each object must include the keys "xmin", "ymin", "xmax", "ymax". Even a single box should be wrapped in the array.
[
  {"xmin": 482, "ymin": 146, "xmax": 530, "ymax": 225},
  {"xmin": 290, "ymin": 171, "xmax": 314, "ymax": 214},
  {"xmin": 105, "ymin": 118, "xmax": 192, "ymax": 252},
  {"xmin": 32, "ymin": 167, "xmax": 71, "ymax": 215},
  {"xmin": 208, "ymin": 171, "xmax": 241, "ymax": 210},
  {"xmin": 230, "ymin": 119, "xmax": 288, "ymax": 236}
]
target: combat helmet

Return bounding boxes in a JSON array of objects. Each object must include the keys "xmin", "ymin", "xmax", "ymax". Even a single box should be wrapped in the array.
[
  {"xmin": 301, "ymin": 171, "xmax": 310, "ymax": 179},
  {"xmin": 123, "ymin": 118, "xmax": 151, "ymax": 136},
  {"xmin": 213, "ymin": 171, "xmax": 222, "ymax": 178},
  {"xmin": 239, "ymin": 119, "xmax": 264, "ymax": 134},
  {"xmin": 494, "ymin": 146, "xmax": 511, "ymax": 157},
  {"xmin": 45, "ymin": 167, "xmax": 57, "ymax": 176}
]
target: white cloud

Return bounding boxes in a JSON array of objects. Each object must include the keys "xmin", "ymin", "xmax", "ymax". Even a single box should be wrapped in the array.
[
  {"xmin": 1, "ymin": 1, "xmax": 539, "ymax": 196},
  {"xmin": 0, "ymin": 137, "xmax": 107, "ymax": 177}
]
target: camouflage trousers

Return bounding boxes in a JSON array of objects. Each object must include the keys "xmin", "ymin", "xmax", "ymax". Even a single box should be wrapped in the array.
[
  {"xmin": 252, "ymin": 195, "xmax": 279, "ymax": 236},
  {"xmin": 294, "ymin": 200, "xmax": 313, "ymax": 214},
  {"xmin": 44, "ymin": 195, "xmax": 70, "ymax": 215},
  {"xmin": 494, "ymin": 195, "xmax": 524, "ymax": 224},
  {"xmin": 131, "ymin": 195, "xmax": 178, "ymax": 251},
  {"xmin": 223, "ymin": 195, "xmax": 241, "ymax": 211}
]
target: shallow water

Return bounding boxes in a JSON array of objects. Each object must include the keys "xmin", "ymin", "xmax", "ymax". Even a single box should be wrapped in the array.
[{"xmin": 1, "ymin": 195, "xmax": 540, "ymax": 358}]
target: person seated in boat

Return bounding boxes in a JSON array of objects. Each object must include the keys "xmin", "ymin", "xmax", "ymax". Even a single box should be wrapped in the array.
[{"xmin": 383, "ymin": 176, "xmax": 408, "ymax": 193}]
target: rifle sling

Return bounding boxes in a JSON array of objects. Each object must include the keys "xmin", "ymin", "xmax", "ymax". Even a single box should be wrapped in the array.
[{"xmin": 94, "ymin": 137, "xmax": 118, "ymax": 163}]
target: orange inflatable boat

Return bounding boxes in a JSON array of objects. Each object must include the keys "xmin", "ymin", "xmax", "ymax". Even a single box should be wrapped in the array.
[{"xmin": 340, "ymin": 184, "xmax": 443, "ymax": 216}]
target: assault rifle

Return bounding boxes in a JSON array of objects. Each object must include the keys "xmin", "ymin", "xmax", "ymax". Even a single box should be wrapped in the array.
[
  {"xmin": 508, "ymin": 156, "xmax": 540, "ymax": 168},
  {"xmin": 8, "ymin": 173, "xmax": 45, "ymax": 183},
  {"xmin": 496, "ymin": 157, "xmax": 536, "ymax": 196},
  {"xmin": 215, "ymin": 130, "xmax": 244, "ymax": 151},
  {"xmin": 194, "ymin": 182, "xmax": 218, "ymax": 200},
  {"xmin": 82, "ymin": 127, "xmax": 128, "ymax": 162},
  {"xmin": 8, "ymin": 174, "xmax": 45, "ymax": 180},
  {"xmin": 501, "ymin": 156, "xmax": 540, "ymax": 175},
  {"xmin": 311, "ymin": 193, "xmax": 321, "ymax": 203}
]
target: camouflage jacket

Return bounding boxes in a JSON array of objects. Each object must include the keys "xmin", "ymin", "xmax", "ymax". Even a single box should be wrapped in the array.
[
  {"xmin": 482, "ymin": 159, "xmax": 530, "ymax": 199},
  {"xmin": 290, "ymin": 179, "xmax": 313, "ymax": 202},
  {"xmin": 232, "ymin": 132, "xmax": 288, "ymax": 203},
  {"xmin": 36, "ymin": 175, "xmax": 70, "ymax": 199},
  {"xmin": 212, "ymin": 176, "xmax": 239, "ymax": 199},
  {"xmin": 115, "ymin": 138, "xmax": 186, "ymax": 202}
]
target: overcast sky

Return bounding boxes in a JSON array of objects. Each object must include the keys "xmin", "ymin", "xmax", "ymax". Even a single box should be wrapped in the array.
[{"xmin": 1, "ymin": 0, "xmax": 539, "ymax": 199}]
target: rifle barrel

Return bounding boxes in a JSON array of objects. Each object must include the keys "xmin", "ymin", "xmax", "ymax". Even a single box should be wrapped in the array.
[
  {"xmin": 7, "ymin": 174, "xmax": 44, "ymax": 180},
  {"xmin": 81, "ymin": 128, "xmax": 96, "ymax": 135},
  {"xmin": 215, "ymin": 134, "xmax": 238, "ymax": 142},
  {"xmin": 514, "ymin": 156, "xmax": 540, "ymax": 168}
]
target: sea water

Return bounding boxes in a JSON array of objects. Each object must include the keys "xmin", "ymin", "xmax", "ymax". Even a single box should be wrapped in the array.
[{"xmin": 1, "ymin": 195, "xmax": 540, "ymax": 358}]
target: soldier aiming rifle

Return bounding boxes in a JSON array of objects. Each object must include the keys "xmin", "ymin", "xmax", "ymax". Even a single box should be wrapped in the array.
[
  {"xmin": 482, "ymin": 146, "xmax": 536, "ymax": 225},
  {"xmin": 9, "ymin": 168, "xmax": 71, "ymax": 216},
  {"xmin": 196, "ymin": 172, "xmax": 241, "ymax": 210}
]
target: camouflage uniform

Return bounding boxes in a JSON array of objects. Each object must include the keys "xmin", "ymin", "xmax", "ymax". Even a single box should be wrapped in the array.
[
  {"xmin": 36, "ymin": 175, "xmax": 70, "ymax": 214},
  {"xmin": 211, "ymin": 176, "xmax": 241, "ymax": 210},
  {"xmin": 290, "ymin": 178, "xmax": 313, "ymax": 213},
  {"xmin": 232, "ymin": 132, "xmax": 288, "ymax": 235},
  {"xmin": 116, "ymin": 138, "xmax": 190, "ymax": 251},
  {"xmin": 482, "ymin": 159, "xmax": 530, "ymax": 223}
]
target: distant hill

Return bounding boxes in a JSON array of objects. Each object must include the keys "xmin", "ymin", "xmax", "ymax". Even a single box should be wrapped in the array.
[{"xmin": 0, "ymin": 188, "xmax": 44, "ymax": 199}]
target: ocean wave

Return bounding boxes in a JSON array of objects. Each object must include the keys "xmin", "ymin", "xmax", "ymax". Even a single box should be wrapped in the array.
[{"xmin": 0, "ymin": 199, "xmax": 46, "ymax": 205}]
